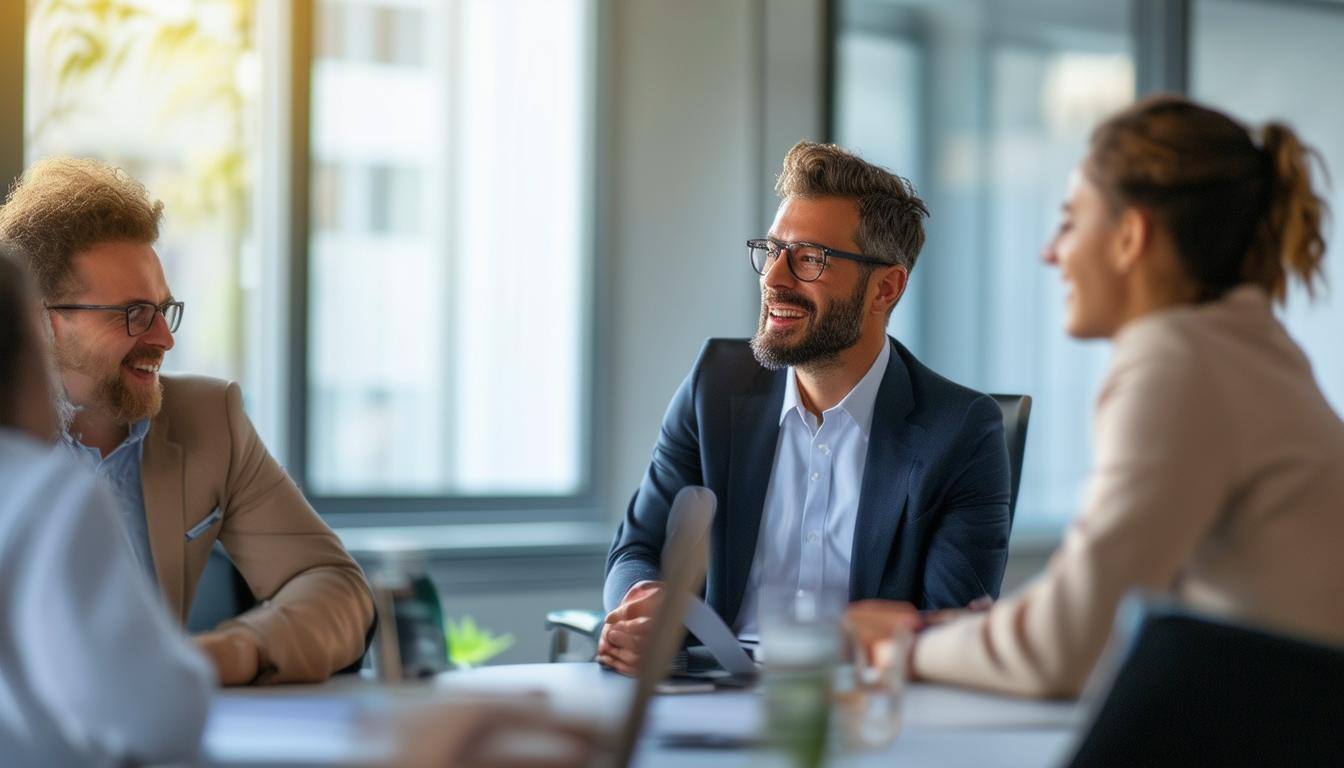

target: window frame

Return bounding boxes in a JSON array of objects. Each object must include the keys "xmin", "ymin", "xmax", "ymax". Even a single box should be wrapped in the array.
[{"xmin": 289, "ymin": 0, "xmax": 605, "ymax": 523}]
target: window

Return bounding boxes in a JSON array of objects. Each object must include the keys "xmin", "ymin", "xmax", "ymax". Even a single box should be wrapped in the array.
[
  {"xmin": 19, "ymin": 0, "xmax": 595, "ymax": 514},
  {"xmin": 307, "ymin": 0, "xmax": 591, "ymax": 499},
  {"xmin": 833, "ymin": 0, "xmax": 1135, "ymax": 533}
]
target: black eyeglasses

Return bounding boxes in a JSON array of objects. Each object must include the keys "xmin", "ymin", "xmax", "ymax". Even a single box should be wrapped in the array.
[
  {"xmin": 747, "ymin": 238, "xmax": 895, "ymax": 282},
  {"xmin": 45, "ymin": 300, "xmax": 185, "ymax": 336}
]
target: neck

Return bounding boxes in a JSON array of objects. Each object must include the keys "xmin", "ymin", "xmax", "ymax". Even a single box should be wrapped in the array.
[
  {"xmin": 69, "ymin": 406, "xmax": 129, "ymax": 459},
  {"xmin": 794, "ymin": 329, "xmax": 887, "ymax": 418},
  {"xmin": 1117, "ymin": 261, "xmax": 1201, "ymax": 331}
]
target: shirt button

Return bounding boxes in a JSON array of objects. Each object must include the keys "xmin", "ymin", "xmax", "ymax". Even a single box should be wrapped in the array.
[
  {"xmin": 807, "ymin": 532, "xmax": 820, "ymax": 543},
  {"xmin": 810, "ymin": 472, "xmax": 821, "ymax": 482},
  {"xmin": 818, "ymin": 444, "xmax": 830, "ymax": 455}
]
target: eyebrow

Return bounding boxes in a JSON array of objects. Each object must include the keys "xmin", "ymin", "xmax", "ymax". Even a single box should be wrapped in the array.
[{"xmin": 118, "ymin": 295, "xmax": 176, "ymax": 305}]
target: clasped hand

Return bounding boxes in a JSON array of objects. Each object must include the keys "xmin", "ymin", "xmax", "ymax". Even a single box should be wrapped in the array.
[{"xmin": 597, "ymin": 580, "xmax": 664, "ymax": 677}]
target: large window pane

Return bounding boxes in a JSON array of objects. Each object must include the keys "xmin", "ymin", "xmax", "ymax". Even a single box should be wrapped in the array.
[
  {"xmin": 834, "ymin": 0, "xmax": 1134, "ymax": 532},
  {"xmin": 308, "ymin": 0, "xmax": 589, "ymax": 497},
  {"xmin": 1192, "ymin": 0, "xmax": 1344, "ymax": 416}
]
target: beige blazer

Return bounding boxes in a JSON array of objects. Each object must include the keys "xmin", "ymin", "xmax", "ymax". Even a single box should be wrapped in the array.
[
  {"xmin": 142, "ymin": 375, "xmax": 374, "ymax": 684},
  {"xmin": 913, "ymin": 286, "xmax": 1344, "ymax": 698}
]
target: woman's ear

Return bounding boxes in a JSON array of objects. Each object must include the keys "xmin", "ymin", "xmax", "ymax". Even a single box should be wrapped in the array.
[{"xmin": 1111, "ymin": 206, "xmax": 1152, "ymax": 275}]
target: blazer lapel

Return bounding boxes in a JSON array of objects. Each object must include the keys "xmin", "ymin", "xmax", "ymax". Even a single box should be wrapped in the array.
[
  {"xmin": 141, "ymin": 412, "xmax": 188, "ymax": 620},
  {"xmin": 721, "ymin": 369, "xmax": 786, "ymax": 627},
  {"xmin": 850, "ymin": 339, "xmax": 923, "ymax": 601}
]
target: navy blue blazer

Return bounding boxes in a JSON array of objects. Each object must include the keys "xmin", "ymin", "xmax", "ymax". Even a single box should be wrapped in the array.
[{"xmin": 604, "ymin": 336, "xmax": 1012, "ymax": 625}]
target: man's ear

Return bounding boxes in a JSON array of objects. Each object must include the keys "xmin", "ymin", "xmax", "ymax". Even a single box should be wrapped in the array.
[
  {"xmin": 872, "ymin": 264, "xmax": 909, "ymax": 315},
  {"xmin": 1111, "ymin": 206, "xmax": 1151, "ymax": 275}
]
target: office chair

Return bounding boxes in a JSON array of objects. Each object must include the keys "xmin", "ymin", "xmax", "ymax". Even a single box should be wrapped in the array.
[
  {"xmin": 544, "ymin": 393, "xmax": 1034, "ymax": 662},
  {"xmin": 990, "ymin": 393, "xmax": 1031, "ymax": 527},
  {"xmin": 1064, "ymin": 604, "xmax": 1344, "ymax": 767},
  {"xmin": 186, "ymin": 543, "xmax": 257, "ymax": 633}
]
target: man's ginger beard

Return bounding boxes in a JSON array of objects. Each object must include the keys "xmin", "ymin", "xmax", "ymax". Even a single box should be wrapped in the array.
[{"xmin": 53, "ymin": 336, "xmax": 164, "ymax": 427}]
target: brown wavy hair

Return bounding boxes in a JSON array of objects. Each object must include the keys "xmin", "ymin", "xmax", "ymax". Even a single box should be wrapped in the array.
[
  {"xmin": 0, "ymin": 156, "xmax": 164, "ymax": 301},
  {"xmin": 776, "ymin": 140, "xmax": 929, "ymax": 272},
  {"xmin": 1084, "ymin": 95, "xmax": 1329, "ymax": 303}
]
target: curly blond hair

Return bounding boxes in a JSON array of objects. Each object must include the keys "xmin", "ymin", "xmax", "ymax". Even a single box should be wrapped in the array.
[{"xmin": 0, "ymin": 156, "xmax": 164, "ymax": 300}]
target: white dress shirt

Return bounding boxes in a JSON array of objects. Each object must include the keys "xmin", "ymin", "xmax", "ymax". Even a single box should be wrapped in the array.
[
  {"xmin": 0, "ymin": 428, "xmax": 213, "ymax": 767},
  {"xmin": 736, "ymin": 341, "xmax": 890, "ymax": 638}
]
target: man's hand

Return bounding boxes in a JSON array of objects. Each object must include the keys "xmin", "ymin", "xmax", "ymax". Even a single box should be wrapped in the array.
[
  {"xmin": 194, "ymin": 626, "xmax": 262, "ymax": 686},
  {"xmin": 597, "ymin": 580, "xmax": 664, "ymax": 677}
]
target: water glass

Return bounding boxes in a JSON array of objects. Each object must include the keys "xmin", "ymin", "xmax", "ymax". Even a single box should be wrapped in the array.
[
  {"xmin": 835, "ymin": 604, "xmax": 915, "ymax": 750},
  {"xmin": 759, "ymin": 586, "xmax": 846, "ymax": 768}
]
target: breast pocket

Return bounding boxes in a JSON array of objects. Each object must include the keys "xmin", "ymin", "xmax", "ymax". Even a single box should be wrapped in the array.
[{"xmin": 185, "ymin": 507, "xmax": 223, "ymax": 542}]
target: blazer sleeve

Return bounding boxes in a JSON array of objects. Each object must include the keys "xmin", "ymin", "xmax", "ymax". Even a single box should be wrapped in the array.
[
  {"xmin": 912, "ymin": 335, "xmax": 1235, "ymax": 698},
  {"xmin": 919, "ymin": 394, "xmax": 1013, "ymax": 608},
  {"xmin": 604, "ymin": 349, "xmax": 706, "ymax": 611},
  {"xmin": 18, "ymin": 468, "xmax": 213, "ymax": 764},
  {"xmin": 213, "ymin": 382, "xmax": 375, "ymax": 684}
]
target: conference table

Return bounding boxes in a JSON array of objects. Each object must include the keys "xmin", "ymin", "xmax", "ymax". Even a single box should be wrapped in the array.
[{"xmin": 203, "ymin": 662, "xmax": 1083, "ymax": 767}]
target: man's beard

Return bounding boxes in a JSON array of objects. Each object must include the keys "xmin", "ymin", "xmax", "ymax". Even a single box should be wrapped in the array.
[
  {"xmin": 53, "ymin": 340, "xmax": 164, "ymax": 427},
  {"xmin": 750, "ymin": 272, "xmax": 870, "ymax": 371}
]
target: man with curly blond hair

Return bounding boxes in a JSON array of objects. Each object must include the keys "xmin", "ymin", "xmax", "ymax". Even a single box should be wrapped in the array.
[
  {"xmin": 0, "ymin": 157, "xmax": 373, "ymax": 685},
  {"xmin": 600, "ymin": 141, "xmax": 1012, "ymax": 676}
]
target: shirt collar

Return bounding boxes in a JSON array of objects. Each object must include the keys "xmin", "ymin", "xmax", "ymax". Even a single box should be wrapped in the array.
[
  {"xmin": 778, "ymin": 338, "xmax": 891, "ymax": 437},
  {"xmin": 62, "ymin": 417, "xmax": 152, "ymax": 460}
]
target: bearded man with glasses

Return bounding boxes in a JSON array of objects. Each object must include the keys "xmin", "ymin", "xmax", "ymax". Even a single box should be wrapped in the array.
[
  {"xmin": 0, "ymin": 157, "xmax": 373, "ymax": 686},
  {"xmin": 600, "ymin": 142, "xmax": 1013, "ymax": 676}
]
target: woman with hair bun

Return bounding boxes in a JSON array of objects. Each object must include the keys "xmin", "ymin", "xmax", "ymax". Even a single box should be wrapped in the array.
[{"xmin": 849, "ymin": 95, "xmax": 1344, "ymax": 698}]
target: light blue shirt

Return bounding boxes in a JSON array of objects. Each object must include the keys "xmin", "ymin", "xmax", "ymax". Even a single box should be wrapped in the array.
[
  {"xmin": 63, "ymin": 418, "xmax": 157, "ymax": 581},
  {"xmin": 736, "ymin": 340, "xmax": 890, "ymax": 638}
]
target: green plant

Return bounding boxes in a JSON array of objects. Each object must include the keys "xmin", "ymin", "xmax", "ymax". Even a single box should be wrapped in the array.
[{"xmin": 444, "ymin": 615, "xmax": 515, "ymax": 668}]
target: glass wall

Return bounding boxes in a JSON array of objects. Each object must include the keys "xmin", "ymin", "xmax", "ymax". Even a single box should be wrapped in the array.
[
  {"xmin": 1192, "ymin": 0, "xmax": 1344, "ymax": 415},
  {"xmin": 833, "ymin": 0, "xmax": 1135, "ymax": 532},
  {"xmin": 307, "ymin": 0, "xmax": 590, "ymax": 497}
]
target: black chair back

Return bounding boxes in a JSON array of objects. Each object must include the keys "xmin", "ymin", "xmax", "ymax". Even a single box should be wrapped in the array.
[
  {"xmin": 989, "ymin": 393, "xmax": 1032, "ymax": 525},
  {"xmin": 1064, "ymin": 608, "xmax": 1344, "ymax": 767},
  {"xmin": 186, "ymin": 542, "xmax": 257, "ymax": 633}
]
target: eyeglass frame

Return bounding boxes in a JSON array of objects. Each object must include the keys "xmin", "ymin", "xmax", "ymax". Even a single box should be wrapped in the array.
[
  {"xmin": 44, "ymin": 300, "xmax": 185, "ymax": 337},
  {"xmin": 747, "ymin": 237, "xmax": 897, "ymax": 282}
]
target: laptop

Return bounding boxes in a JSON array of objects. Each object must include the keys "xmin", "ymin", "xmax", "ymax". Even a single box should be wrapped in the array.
[{"xmin": 605, "ymin": 485, "xmax": 717, "ymax": 768}]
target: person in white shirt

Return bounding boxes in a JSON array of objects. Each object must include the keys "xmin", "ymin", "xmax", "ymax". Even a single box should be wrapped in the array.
[{"xmin": 0, "ymin": 245, "xmax": 214, "ymax": 767}]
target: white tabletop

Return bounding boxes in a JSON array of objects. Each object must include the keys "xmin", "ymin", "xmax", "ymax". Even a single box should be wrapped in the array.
[{"xmin": 205, "ymin": 663, "xmax": 1082, "ymax": 767}]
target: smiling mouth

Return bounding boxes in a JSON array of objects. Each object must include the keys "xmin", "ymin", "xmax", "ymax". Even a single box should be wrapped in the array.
[
  {"xmin": 768, "ymin": 304, "xmax": 808, "ymax": 319},
  {"xmin": 123, "ymin": 360, "xmax": 162, "ymax": 379},
  {"xmin": 764, "ymin": 303, "xmax": 811, "ymax": 333}
]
